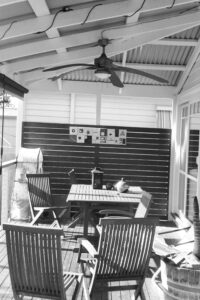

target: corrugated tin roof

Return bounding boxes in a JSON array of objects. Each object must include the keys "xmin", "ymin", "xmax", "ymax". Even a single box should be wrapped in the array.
[
  {"xmin": 60, "ymin": 20, "xmax": 200, "ymax": 87},
  {"xmin": 62, "ymin": 68, "xmax": 179, "ymax": 86},
  {"xmin": 170, "ymin": 25, "xmax": 200, "ymax": 39},
  {"xmin": 0, "ymin": 0, "xmax": 200, "ymax": 90},
  {"xmin": 111, "ymin": 44, "xmax": 192, "ymax": 65}
]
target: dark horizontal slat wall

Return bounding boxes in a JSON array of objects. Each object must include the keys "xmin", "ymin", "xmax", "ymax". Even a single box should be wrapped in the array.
[
  {"xmin": 188, "ymin": 129, "xmax": 199, "ymax": 171},
  {"xmin": 186, "ymin": 129, "xmax": 199, "ymax": 220},
  {"xmin": 22, "ymin": 122, "xmax": 171, "ymax": 219}
]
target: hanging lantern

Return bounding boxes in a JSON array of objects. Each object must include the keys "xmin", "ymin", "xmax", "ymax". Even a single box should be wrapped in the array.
[{"xmin": 91, "ymin": 167, "xmax": 104, "ymax": 189}]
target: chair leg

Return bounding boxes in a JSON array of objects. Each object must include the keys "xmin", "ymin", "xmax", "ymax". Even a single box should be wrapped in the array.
[
  {"xmin": 13, "ymin": 292, "xmax": 22, "ymax": 300},
  {"xmin": 72, "ymin": 274, "xmax": 90, "ymax": 300},
  {"xmin": 133, "ymin": 279, "xmax": 144, "ymax": 300},
  {"xmin": 152, "ymin": 266, "xmax": 161, "ymax": 281},
  {"xmin": 72, "ymin": 274, "xmax": 83, "ymax": 300},
  {"xmin": 80, "ymin": 261, "xmax": 95, "ymax": 296},
  {"xmin": 82, "ymin": 276, "xmax": 91, "ymax": 300}
]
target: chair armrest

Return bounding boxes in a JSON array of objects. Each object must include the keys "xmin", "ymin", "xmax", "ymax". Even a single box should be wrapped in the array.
[
  {"xmin": 50, "ymin": 206, "xmax": 69, "ymax": 209},
  {"xmin": 34, "ymin": 206, "xmax": 68, "ymax": 211},
  {"xmin": 96, "ymin": 225, "xmax": 102, "ymax": 234},
  {"xmin": 30, "ymin": 209, "xmax": 45, "ymax": 225},
  {"xmin": 34, "ymin": 207, "xmax": 52, "ymax": 211},
  {"xmin": 77, "ymin": 238, "xmax": 98, "ymax": 263},
  {"xmin": 99, "ymin": 209, "xmax": 134, "ymax": 218},
  {"xmin": 78, "ymin": 238, "xmax": 98, "ymax": 257}
]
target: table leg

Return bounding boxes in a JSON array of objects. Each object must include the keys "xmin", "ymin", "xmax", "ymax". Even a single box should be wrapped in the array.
[{"xmin": 83, "ymin": 203, "xmax": 89, "ymax": 237}]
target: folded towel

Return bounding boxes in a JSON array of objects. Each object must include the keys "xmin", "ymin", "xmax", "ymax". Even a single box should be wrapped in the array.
[{"xmin": 128, "ymin": 186, "xmax": 142, "ymax": 193}]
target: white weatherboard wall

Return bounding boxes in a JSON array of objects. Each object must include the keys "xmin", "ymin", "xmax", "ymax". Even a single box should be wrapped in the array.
[
  {"xmin": 73, "ymin": 94, "xmax": 97, "ymax": 125},
  {"xmin": 101, "ymin": 95, "xmax": 172, "ymax": 128},
  {"xmin": 23, "ymin": 90, "xmax": 172, "ymax": 127},
  {"xmin": 23, "ymin": 92, "xmax": 71, "ymax": 123}
]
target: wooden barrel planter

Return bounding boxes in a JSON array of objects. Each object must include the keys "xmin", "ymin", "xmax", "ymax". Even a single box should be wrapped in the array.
[{"xmin": 160, "ymin": 258, "xmax": 200, "ymax": 299}]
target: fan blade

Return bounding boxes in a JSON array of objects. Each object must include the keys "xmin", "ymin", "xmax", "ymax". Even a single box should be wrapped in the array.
[
  {"xmin": 43, "ymin": 63, "xmax": 95, "ymax": 72},
  {"xmin": 49, "ymin": 66, "xmax": 96, "ymax": 81},
  {"xmin": 109, "ymin": 69, "xmax": 124, "ymax": 88},
  {"xmin": 111, "ymin": 65, "xmax": 168, "ymax": 83}
]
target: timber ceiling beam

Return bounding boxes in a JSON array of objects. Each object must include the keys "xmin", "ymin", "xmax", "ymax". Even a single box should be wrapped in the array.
[
  {"xmin": 0, "ymin": 0, "xmax": 199, "ymax": 41},
  {"xmin": 0, "ymin": 0, "xmax": 198, "ymax": 8},
  {"xmin": 24, "ymin": 78, "xmax": 176, "ymax": 98},
  {"xmin": 61, "ymin": 80, "xmax": 176, "ymax": 98},
  {"xmin": 4, "ymin": 9, "xmax": 200, "ymax": 75},
  {"xmin": 176, "ymin": 38, "xmax": 200, "ymax": 93},
  {"xmin": 150, "ymin": 38, "xmax": 198, "ymax": 47},
  {"xmin": 0, "ymin": 0, "xmax": 25, "ymax": 6},
  {"xmin": 123, "ymin": 63, "xmax": 186, "ymax": 71},
  {"xmin": 19, "ymin": 62, "xmax": 185, "ymax": 85},
  {"xmin": 28, "ymin": 0, "xmax": 66, "ymax": 55},
  {"xmin": 0, "ymin": 33, "xmax": 197, "ymax": 63},
  {"xmin": 0, "ymin": 29, "xmax": 103, "ymax": 61},
  {"xmin": 0, "ymin": 1, "xmax": 139, "ymax": 41},
  {"xmin": 104, "ymin": 9, "xmax": 200, "ymax": 39},
  {"xmin": 140, "ymin": 0, "xmax": 200, "ymax": 12}
]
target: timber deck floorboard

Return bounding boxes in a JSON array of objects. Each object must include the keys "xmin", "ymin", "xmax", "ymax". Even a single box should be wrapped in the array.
[{"xmin": 0, "ymin": 220, "xmax": 174, "ymax": 300}]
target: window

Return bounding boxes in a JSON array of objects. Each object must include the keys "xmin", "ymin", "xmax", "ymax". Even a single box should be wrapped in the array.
[{"xmin": 178, "ymin": 101, "xmax": 200, "ymax": 221}]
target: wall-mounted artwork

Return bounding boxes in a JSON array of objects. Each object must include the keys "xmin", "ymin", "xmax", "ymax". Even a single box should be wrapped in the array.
[{"xmin": 70, "ymin": 126, "xmax": 127, "ymax": 145}]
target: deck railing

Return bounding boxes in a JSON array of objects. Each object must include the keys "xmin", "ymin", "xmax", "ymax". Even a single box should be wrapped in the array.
[{"xmin": 0, "ymin": 159, "xmax": 16, "ymax": 224}]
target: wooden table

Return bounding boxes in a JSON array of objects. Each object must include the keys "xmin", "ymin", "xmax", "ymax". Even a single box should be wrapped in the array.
[{"xmin": 67, "ymin": 184, "xmax": 151, "ymax": 236}]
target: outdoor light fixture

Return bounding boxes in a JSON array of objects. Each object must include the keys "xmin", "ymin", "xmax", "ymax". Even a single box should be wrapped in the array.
[{"xmin": 95, "ymin": 69, "xmax": 111, "ymax": 80}]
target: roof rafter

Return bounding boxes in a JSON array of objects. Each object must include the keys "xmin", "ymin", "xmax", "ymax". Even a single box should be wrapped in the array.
[
  {"xmin": 22, "ymin": 76, "xmax": 176, "ymax": 98},
  {"xmin": 119, "ymin": 11, "xmax": 140, "ymax": 91},
  {"xmin": 3, "ymin": 9, "xmax": 200, "ymax": 75},
  {"xmin": 105, "ymin": 9, "xmax": 200, "ymax": 39},
  {"xmin": 176, "ymin": 38, "xmax": 200, "ymax": 93},
  {"xmin": 0, "ymin": 29, "xmax": 102, "ymax": 61},
  {"xmin": 151, "ymin": 38, "xmax": 198, "ymax": 47},
  {"xmin": 0, "ymin": 0, "xmax": 137, "ymax": 41},
  {"xmin": 123, "ymin": 63, "xmax": 186, "ymax": 71},
  {"xmin": 19, "ymin": 61, "xmax": 185, "ymax": 85},
  {"xmin": 0, "ymin": 0, "xmax": 199, "ymax": 41},
  {"xmin": 0, "ymin": 34, "xmax": 197, "ymax": 63},
  {"xmin": 0, "ymin": 0, "xmax": 25, "ymax": 6},
  {"xmin": 28, "ymin": 0, "xmax": 66, "ymax": 54},
  {"xmin": 0, "ymin": 0, "xmax": 198, "ymax": 8}
]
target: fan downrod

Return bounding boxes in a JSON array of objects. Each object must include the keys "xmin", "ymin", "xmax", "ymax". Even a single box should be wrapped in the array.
[{"xmin": 98, "ymin": 39, "xmax": 109, "ymax": 47}]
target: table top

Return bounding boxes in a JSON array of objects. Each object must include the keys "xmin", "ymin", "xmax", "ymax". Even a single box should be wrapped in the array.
[{"xmin": 67, "ymin": 184, "xmax": 151, "ymax": 203}]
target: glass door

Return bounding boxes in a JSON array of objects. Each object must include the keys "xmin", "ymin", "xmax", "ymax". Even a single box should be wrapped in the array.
[{"xmin": 178, "ymin": 102, "xmax": 200, "ymax": 221}]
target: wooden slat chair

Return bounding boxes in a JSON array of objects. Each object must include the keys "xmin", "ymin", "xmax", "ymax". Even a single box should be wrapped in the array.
[
  {"xmin": 98, "ymin": 192, "xmax": 152, "ymax": 218},
  {"xmin": 3, "ymin": 223, "xmax": 90, "ymax": 300},
  {"xmin": 26, "ymin": 173, "xmax": 69, "ymax": 227},
  {"xmin": 78, "ymin": 217, "xmax": 158, "ymax": 299}
]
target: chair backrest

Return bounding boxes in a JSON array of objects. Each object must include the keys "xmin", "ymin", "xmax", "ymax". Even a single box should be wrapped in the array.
[
  {"xmin": 3, "ymin": 223, "xmax": 66, "ymax": 300},
  {"xmin": 134, "ymin": 193, "xmax": 152, "ymax": 218},
  {"xmin": 26, "ymin": 173, "xmax": 53, "ymax": 217},
  {"xmin": 96, "ymin": 217, "xmax": 158, "ymax": 280},
  {"xmin": 68, "ymin": 168, "xmax": 78, "ymax": 184}
]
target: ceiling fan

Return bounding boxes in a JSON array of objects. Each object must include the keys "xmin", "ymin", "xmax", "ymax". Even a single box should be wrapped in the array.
[{"xmin": 43, "ymin": 39, "xmax": 168, "ymax": 88}]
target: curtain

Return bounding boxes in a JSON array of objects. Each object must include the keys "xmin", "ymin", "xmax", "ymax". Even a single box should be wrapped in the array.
[{"xmin": 156, "ymin": 109, "xmax": 172, "ymax": 129}]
